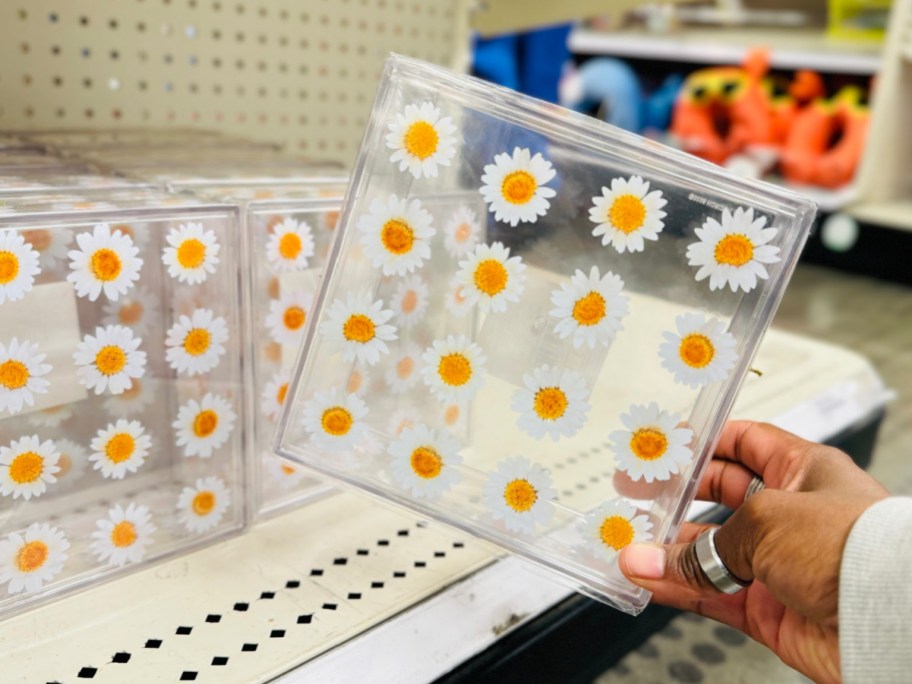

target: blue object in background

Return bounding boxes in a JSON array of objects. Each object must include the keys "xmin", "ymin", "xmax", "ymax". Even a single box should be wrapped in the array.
[{"xmin": 473, "ymin": 24, "xmax": 572, "ymax": 104}]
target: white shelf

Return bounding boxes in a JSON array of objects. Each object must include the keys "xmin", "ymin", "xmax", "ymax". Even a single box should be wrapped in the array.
[{"xmin": 569, "ymin": 27, "xmax": 882, "ymax": 75}]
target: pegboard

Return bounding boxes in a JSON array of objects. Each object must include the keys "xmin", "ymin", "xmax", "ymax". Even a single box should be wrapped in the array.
[{"xmin": 0, "ymin": 0, "xmax": 471, "ymax": 165}]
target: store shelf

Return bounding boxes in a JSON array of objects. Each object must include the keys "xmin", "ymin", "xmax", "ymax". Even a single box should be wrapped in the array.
[{"xmin": 569, "ymin": 27, "xmax": 882, "ymax": 74}]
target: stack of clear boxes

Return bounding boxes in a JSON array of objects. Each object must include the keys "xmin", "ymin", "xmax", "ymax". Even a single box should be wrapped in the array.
[{"xmin": 275, "ymin": 55, "xmax": 817, "ymax": 614}]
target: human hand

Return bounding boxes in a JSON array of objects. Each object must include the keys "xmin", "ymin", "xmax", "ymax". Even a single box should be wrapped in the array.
[{"xmin": 618, "ymin": 421, "xmax": 889, "ymax": 684}]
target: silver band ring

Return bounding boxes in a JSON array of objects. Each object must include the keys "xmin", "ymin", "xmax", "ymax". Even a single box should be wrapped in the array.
[
  {"xmin": 695, "ymin": 528, "xmax": 751, "ymax": 594},
  {"xmin": 744, "ymin": 475, "xmax": 765, "ymax": 503}
]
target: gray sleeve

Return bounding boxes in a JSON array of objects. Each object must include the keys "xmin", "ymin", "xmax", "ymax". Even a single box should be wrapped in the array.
[{"xmin": 840, "ymin": 497, "xmax": 912, "ymax": 683}]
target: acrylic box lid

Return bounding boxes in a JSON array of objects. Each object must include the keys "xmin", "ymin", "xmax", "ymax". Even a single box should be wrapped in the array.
[{"xmin": 275, "ymin": 55, "xmax": 816, "ymax": 614}]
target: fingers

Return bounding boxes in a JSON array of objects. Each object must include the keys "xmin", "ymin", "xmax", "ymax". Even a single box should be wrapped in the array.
[
  {"xmin": 696, "ymin": 458, "xmax": 757, "ymax": 508},
  {"xmin": 713, "ymin": 421, "xmax": 808, "ymax": 488}
]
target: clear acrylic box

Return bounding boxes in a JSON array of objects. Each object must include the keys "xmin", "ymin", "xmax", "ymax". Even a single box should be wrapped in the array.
[
  {"xmin": 0, "ymin": 191, "xmax": 247, "ymax": 616},
  {"xmin": 275, "ymin": 55, "xmax": 817, "ymax": 614}
]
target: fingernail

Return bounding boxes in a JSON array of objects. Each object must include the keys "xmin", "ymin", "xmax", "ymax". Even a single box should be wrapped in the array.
[{"xmin": 623, "ymin": 544, "xmax": 666, "ymax": 580}]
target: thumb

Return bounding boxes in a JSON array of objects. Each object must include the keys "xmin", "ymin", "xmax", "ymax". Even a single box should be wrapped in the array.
[{"xmin": 620, "ymin": 537, "xmax": 726, "ymax": 605}]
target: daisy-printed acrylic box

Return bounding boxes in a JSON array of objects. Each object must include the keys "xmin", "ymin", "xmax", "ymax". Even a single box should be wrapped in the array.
[
  {"xmin": 276, "ymin": 55, "xmax": 816, "ymax": 614},
  {"xmin": 0, "ymin": 192, "xmax": 246, "ymax": 616}
]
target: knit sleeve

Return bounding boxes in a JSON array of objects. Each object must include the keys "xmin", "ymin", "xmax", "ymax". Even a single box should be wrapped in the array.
[{"xmin": 839, "ymin": 497, "xmax": 912, "ymax": 683}]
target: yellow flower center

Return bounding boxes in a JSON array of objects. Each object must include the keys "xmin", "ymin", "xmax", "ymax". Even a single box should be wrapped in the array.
[
  {"xmin": 438, "ymin": 353, "xmax": 471, "ymax": 387},
  {"xmin": 572, "ymin": 291, "xmax": 606, "ymax": 326},
  {"xmin": 714, "ymin": 234, "xmax": 754, "ymax": 267},
  {"xmin": 9, "ymin": 451, "xmax": 43, "ymax": 484},
  {"xmin": 281, "ymin": 464, "xmax": 296, "ymax": 476},
  {"xmin": 105, "ymin": 433, "xmax": 136, "ymax": 464},
  {"xmin": 396, "ymin": 356, "xmax": 415, "ymax": 380},
  {"xmin": 679, "ymin": 333, "xmax": 715, "ymax": 369},
  {"xmin": 343, "ymin": 314, "xmax": 375, "ymax": 343},
  {"xmin": 183, "ymin": 328, "xmax": 211, "ymax": 356},
  {"xmin": 321, "ymin": 406, "xmax": 353, "ymax": 436},
  {"xmin": 283, "ymin": 306, "xmax": 306, "ymax": 331},
  {"xmin": 95, "ymin": 345, "xmax": 127, "ymax": 376},
  {"xmin": 90, "ymin": 248, "xmax": 123, "ymax": 281},
  {"xmin": 501, "ymin": 170, "xmax": 537, "ymax": 205},
  {"xmin": 277, "ymin": 383, "xmax": 288, "ymax": 405},
  {"xmin": 410, "ymin": 446, "xmax": 443, "ymax": 479},
  {"xmin": 347, "ymin": 372, "xmax": 363, "ymax": 394},
  {"xmin": 403, "ymin": 120, "xmax": 439, "ymax": 160},
  {"xmin": 599, "ymin": 515, "xmax": 635, "ymax": 550},
  {"xmin": 380, "ymin": 219, "xmax": 415, "ymax": 255},
  {"xmin": 400, "ymin": 289, "xmax": 418, "ymax": 314},
  {"xmin": 0, "ymin": 359, "xmax": 29, "ymax": 390},
  {"xmin": 533, "ymin": 386, "xmax": 568, "ymax": 421},
  {"xmin": 0, "ymin": 250, "xmax": 20, "ymax": 284},
  {"xmin": 454, "ymin": 223, "xmax": 472, "ymax": 243},
  {"xmin": 16, "ymin": 540, "xmax": 48, "ymax": 573},
  {"xmin": 278, "ymin": 231, "xmax": 303, "ymax": 260},
  {"xmin": 110, "ymin": 521, "xmax": 138, "ymax": 548},
  {"xmin": 443, "ymin": 405, "xmax": 460, "ymax": 426},
  {"xmin": 630, "ymin": 428, "xmax": 668, "ymax": 461},
  {"xmin": 23, "ymin": 229, "xmax": 52, "ymax": 252},
  {"xmin": 503, "ymin": 478, "xmax": 537, "ymax": 512},
  {"xmin": 177, "ymin": 238, "xmax": 206, "ymax": 269},
  {"xmin": 56, "ymin": 453, "xmax": 72, "ymax": 478},
  {"xmin": 608, "ymin": 195, "xmax": 647, "ymax": 234},
  {"xmin": 118, "ymin": 301, "xmax": 144, "ymax": 325},
  {"xmin": 192, "ymin": 491, "xmax": 216, "ymax": 516},
  {"xmin": 193, "ymin": 409, "xmax": 219, "ymax": 438},
  {"xmin": 473, "ymin": 259, "xmax": 508, "ymax": 296}
]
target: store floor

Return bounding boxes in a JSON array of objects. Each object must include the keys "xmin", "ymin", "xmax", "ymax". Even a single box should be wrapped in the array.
[{"xmin": 595, "ymin": 263, "xmax": 912, "ymax": 683}]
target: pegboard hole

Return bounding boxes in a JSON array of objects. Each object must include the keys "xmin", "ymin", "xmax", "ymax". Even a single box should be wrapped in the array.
[
  {"xmin": 241, "ymin": 643, "xmax": 257, "ymax": 652},
  {"xmin": 322, "ymin": 603, "xmax": 337, "ymax": 611},
  {"xmin": 111, "ymin": 652, "xmax": 131, "ymax": 664},
  {"xmin": 270, "ymin": 630, "xmax": 286, "ymax": 638},
  {"xmin": 297, "ymin": 614, "xmax": 313, "ymax": 624},
  {"xmin": 260, "ymin": 591, "xmax": 275, "ymax": 600},
  {"xmin": 144, "ymin": 639, "xmax": 162, "ymax": 649},
  {"xmin": 77, "ymin": 667, "xmax": 97, "ymax": 679},
  {"xmin": 211, "ymin": 657, "xmax": 228, "ymax": 666}
]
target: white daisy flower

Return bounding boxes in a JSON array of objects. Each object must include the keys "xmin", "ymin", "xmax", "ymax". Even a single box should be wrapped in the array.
[
  {"xmin": 90, "ymin": 503, "xmax": 156, "ymax": 567},
  {"xmin": 103, "ymin": 377, "xmax": 156, "ymax": 418},
  {"xmin": 0, "ymin": 523, "xmax": 69, "ymax": 594},
  {"xmin": 482, "ymin": 456, "xmax": 556, "ymax": 534},
  {"xmin": 67, "ymin": 223, "xmax": 143, "ymax": 301},
  {"xmin": 165, "ymin": 308, "xmax": 229, "ymax": 376},
  {"xmin": 89, "ymin": 419, "xmax": 152, "ymax": 479},
  {"xmin": 162, "ymin": 222, "xmax": 221, "ymax": 284},
  {"xmin": 686, "ymin": 207, "xmax": 781, "ymax": 293},
  {"xmin": 389, "ymin": 424, "xmax": 463, "ymax": 498},
  {"xmin": 420, "ymin": 335, "xmax": 486, "ymax": 403},
  {"xmin": 177, "ymin": 476, "xmax": 231, "ymax": 533},
  {"xmin": 28, "ymin": 403, "xmax": 74, "ymax": 429},
  {"xmin": 74, "ymin": 325, "xmax": 147, "ymax": 396},
  {"xmin": 610, "ymin": 403, "xmax": 694, "ymax": 483},
  {"xmin": 512, "ymin": 365, "xmax": 591, "ymax": 441},
  {"xmin": 319, "ymin": 293, "xmax": 397, "ymax": 366},
  {"xmin": 391, "ymin": 275, "xmax": 429, "ymax": 329},
  {"xmin": 440, "ymin": 402, "xmax": 468, "ymax": 433},
  {"xmin": 549, "ymin": 266, "xmax": 629, "ymax": 349},
  {"xmin": 0, "ymin": 338, "xmax": 52, "ymax": 415},
  {"xmin": 265, "ymin": 288, "xmax": 313, "ymax": 347},
  {"xmin": 444, "ymin": 276, "xmax": 473, "ymax": 318},
  {"xmin": 589, "ymin": 176, "xmax": 667, "ymax": 253},
  {"xmin": 385, "ymin": 342, "xmax": 422, "ymax": 395},
  {"xmin": 50, "ymin": 438, "xmax": 87, "ymax": 485},
  {"xmin": 385, "ymin": 100, "xmax": 458, "ymax": 179},
  {"xmin": 173, "ymin": 392, "xmax": 237, "ymax": 458},
  {"xmin": 301, "ymin": 389, "xmax": 369, "ymax": 453},
  {"xmin": 582, "ymin": 499, "xmax": 653, "ymax": 562},
  {"xmin": 0, "ymin": 229, "xmax": 40, "ymax": 304},
  {"xmin": 387, "ymin": 407, "xmax": 418, "ymax": 437},
  {"xmin": 454, "ymin": 242, "xmax": 526, "ymax": 314},
  {"xmin": 659, "ymin": 312, "xmax": 739, "ymax": 388},
  {"xmin": 261, "ymin": 370, "xmax": 290, "ymax": 422},
  {"xmin": 479, "ymin": 147, "xmax": 557, "ymax": 226},
  {"xmin": 101, "ymin": 285, "xmax": 160, "ymax": 338},
  {"xmin": 21, "ymin": 227, "xmax": 72, "ymax": 274},
  {"xmin": 357, "ymin": 194, "xmax": 435, "ymax": 276},
  {"xmin": 0, "ymin": 435, "xmax": 60, "ymax": 500},
  {"xmin": 443, "ymin": 206, "xmax": 482, "ymax": 257},
  {"xmin": 345, "ymin": 365, "xmax": 371, "ymax": 396},
  {"xmin": 266, "ymin": 454, "xmax": 308, "ymax": 489},
  {"xmin": 266, "ymin": 217, "xmax": 315, "ymax": 273}
]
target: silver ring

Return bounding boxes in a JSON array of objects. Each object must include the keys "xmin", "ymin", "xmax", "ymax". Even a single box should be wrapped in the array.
[
  {"xmin": 695, "ymin": 528, "xmax": 751, "ymax": 594},
  {"xmin": 744, "ymin": 475, "xmax": 765, "ymax": 503}
]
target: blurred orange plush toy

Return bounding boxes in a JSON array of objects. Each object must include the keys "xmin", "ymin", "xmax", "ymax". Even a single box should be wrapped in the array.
[{"xmin": 670, "ymin": 50, "xmax": 777, "ymax": 164}]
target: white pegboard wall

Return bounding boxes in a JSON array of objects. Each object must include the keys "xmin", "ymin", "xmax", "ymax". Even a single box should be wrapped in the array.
[{"xmin": 0, "ymin": 0, "xmax": 470, "ymax": 165}]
